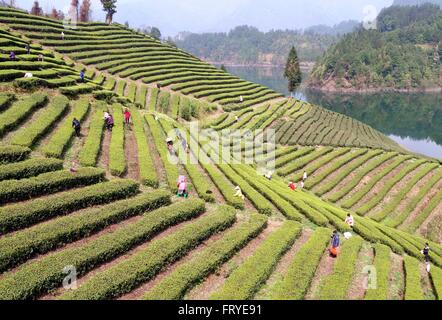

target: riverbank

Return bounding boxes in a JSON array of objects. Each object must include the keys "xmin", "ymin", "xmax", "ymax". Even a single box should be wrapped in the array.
[
  {"xmin": 308, "ymin": 86, "xmax": 442, "ymax": 93},
  {"xmin": 208, "ymin": 61, "xmax": 315, "ymax": 71},
  {"xmin": 307, "ymin": 79, "xmax": 442, "ymax": 93}
]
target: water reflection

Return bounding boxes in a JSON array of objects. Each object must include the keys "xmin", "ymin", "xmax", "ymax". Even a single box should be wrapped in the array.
[
  {"xmin": 305, "ymin": 90, "xmax": 442, "ymax": 159},
  {"xmin": 226, "ymin": 65, "xmax": 442, "ymax": 159}
]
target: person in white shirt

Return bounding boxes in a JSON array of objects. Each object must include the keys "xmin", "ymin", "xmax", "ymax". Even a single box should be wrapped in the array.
[
  {"xmin": 234, "ymin": 186, "xmax": 245, "ymax": 200},
  {"xmin": 264, "ymin": 171, "xmax": 273, "ymax": 180},
  {"xmin": 345, "ymin": 214, "xmax": 354, "ymax": 228},
  {"xmin": 303, "ymin": 171, "xmax": 308, "ymax": 182}
]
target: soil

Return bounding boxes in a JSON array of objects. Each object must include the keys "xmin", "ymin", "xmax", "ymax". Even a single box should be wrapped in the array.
[
  {"xmin": 1, "ymin": 99, "xmax": 50, "ymax": 144},
  {"xmin": 399, "ymin": 179, "xmax": 442, "ymax": 231},
  {"xmin": 118, "ymin": 212, "xmax": 241, "ymax": 300},
  {"xmin": 418, "ymin": 201, "xmax": 442, "ymax": 239},
  {"xmin": 254, "ymin": 228, "xmax": 313, "ymax": 299},
  {"xmin": 322, "ymin": 154, "xmax": 389, "ymax": 200},
  {"xmin": 41, "ymin": 207, "xmax": 207, "ymax": 300},
  {"xmin": 0, "ymin": 186, "xmax": 110, "ymax": 237},
  {"xmin": 304, "ymin": 246, "xmax": 337, "ymax": 300},
  {"xmin": 144, "ymin": 120, "xmax": 168, "ymax": 188},
  {"xmin": 61, "ymin": 107, "xmax": 93, "ymax": 169},
  {"xmin": 123, "ymin": 127, "xmax": 140, "ymax": 181},
  {"xmin": 388, "ymin": 253, "xmax": 404, "ymax": 300},
  {"xmin": 306, "ymin": 150, "xmax": 358, "ymax": 190},
  {"xmin": 347, "ymin": 243, "xmax": 374, "ymax": 300},
  {"xmin": 194, "ymin": 161, "xmax": 225, "ymax": 205},
  {"xmin": 420, "ymin": 263, "xmax": 436, "ymax": 300},
  {"xmin": 4, "ymin": 213, "xmax": 144, "ymax": 285},
  {"xmin": 185, "ymin": 219, "xmax": 284, "ymax": 300},
  {"xmin": 97, "ymin": 128, "xmax": 112, "ymax": 178},
  {"xmin": 370, "ymin": 168, "xmax": 438, "ymax": 220},
  {"xmin": 338, "ymin": 158, "xmax": 403, "ymax": 207},
  {"xmin": 35, "ymin": 110, "xmax": 71, "ymax": 154},
  {"xmin": 350, "ymin": 161, "xmax": 410, "ymax": 211},
  {"xmin": 145, "ymin": 85, "xmax": 153, "ymax": 110},
  {"xmin": 367, "ymin": 164, "xmax": 426, "ymax": 217},
  {"xmin": 288, "ymin": 149, "xmax": 343, "ymax": 182}
]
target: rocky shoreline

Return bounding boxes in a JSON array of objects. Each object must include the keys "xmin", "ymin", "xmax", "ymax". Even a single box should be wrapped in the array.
[
  {"xmin": 308, "ymin": 86, "xmax": 442, "ymax": 93},
  {"xmin": 307, "ymin": 81, "xmax": 442, "ymax": 93},
  {"xmin": 207, "ymin": 61, "xmax": 315, "ymax": 70}
]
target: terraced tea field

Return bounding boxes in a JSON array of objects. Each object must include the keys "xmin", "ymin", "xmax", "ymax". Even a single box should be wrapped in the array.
[
  {"xmin": 0, "ymin": 7, "xmax": 282, "ymax": 110},
  {"xmin": 0, "ymin": 7, "xmax": 441, "ymax": 301}
]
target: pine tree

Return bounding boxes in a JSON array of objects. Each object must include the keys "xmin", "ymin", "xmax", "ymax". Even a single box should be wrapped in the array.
[
  {"xmin": 284, "ymin": 46, "xmax": 302, "ymax": 97},
  {"xmin": 50, "ymin": 8, "xmax": 59, "ymax": 19},
  {"xmin": 150, "ymin": 27, "xmax": 162, "ymax": 40},
  {"xmin": 79, "ymin": 0, "xmax": 92, "ymax": 22},
  {"xmin": 30, "ymin": 1, "xmax": 43, "ymax": 16},
  {"xmin": 100, "ymin": 0, "xmax": 117, "ymax": 24}
]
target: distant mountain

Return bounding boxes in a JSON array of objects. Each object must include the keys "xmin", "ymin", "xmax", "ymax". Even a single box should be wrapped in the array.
[
  {"xmin": 174, "ymin": 21, "xmax": 361, "ymax": 66},
  {"xmin": 309, "ymin": 4, "xmax": 442, "ymax": 92},
  {"xmin": 174, "ymin": 24, "xmax": 357, "ymax": 66},
  {"xmin": 393, "ymin": 0, "xmax": 442, "ymax": 6},
  {"xmin": 305, "ymin": 20, "xmax": 360, "ymax": 36}
]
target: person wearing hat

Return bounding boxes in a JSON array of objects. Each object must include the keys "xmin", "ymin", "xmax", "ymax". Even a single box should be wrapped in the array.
[
  {"xmin": 289, "ymin": 181, "xmax": 296, "ymax": 191},
  {"xmin": 330, "ymin": 230, "xmax": 340, "ymax": 258},
  {"xmin": 166, "ymin": 137, "xmax": 174, "ymax": 154},
  {"xmin": 421, "ymin": 243, "xmax": 431, "ymax": 272},
  {"xmin": 234, "ymin": 186, "xmax": 245, "ymax": 200}
]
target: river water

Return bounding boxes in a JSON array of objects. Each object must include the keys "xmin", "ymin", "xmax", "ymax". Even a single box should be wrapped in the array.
[{"xmin": 225, "ymin": 65, "xmax": 442, "ymax": 160}]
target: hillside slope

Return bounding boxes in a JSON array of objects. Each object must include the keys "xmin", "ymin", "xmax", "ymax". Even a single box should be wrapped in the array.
[
  {"xmin": 175, "ymin": 25, "xmax": 339, "ymax": 66},
  {"xmin": 309, "ymin": 4, "xmax": 442, "ymax": 92},
  {"xmin": 0, "ymin": 7, "xmax": 283, "ymax": 109},
  {"xmin": 0, "ymin": 7, "xmax": 441, "ymax": 301},
  {"xmin": 393, "ymin": 0, "xmax": 442, "ymax": 6}
]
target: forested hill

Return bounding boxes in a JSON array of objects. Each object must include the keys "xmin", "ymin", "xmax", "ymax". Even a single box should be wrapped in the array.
[
  {"xmin": 393, "ymin": 0, "xmax": 442, "ymax": 6},
  {"xmin": 174, "ymin": 24, "xmax": 358, "ymax": 66},
  {"xmin": 309, "ymin": 4, "xmax": 442, "ymax": 92}
]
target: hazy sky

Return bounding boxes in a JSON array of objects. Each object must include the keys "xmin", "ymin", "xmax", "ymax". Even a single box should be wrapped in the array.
[{"xmin": 16, "ymin": 0, "xmax": 394, "ymax": 36}]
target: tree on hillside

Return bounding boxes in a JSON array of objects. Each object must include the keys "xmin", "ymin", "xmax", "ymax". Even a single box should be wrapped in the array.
[
  {"xmin": 50, "ymin": 8, "xmax": 65, "ymax": 20},
  {"xmin": 100, "ymin": 0, "xmax": 117, "ymax": 24},
  {"xmin": 438, "ymin": 42, "xmax": 442, "ymax": 63},
  {"xmin": 79, "ymin": 0, "xmax": 92, "ymax": 22},
  {"xmin": 150, "ymin": 27, "xmax": 162, "ymax": 40},
  {"xmin": 30, "ymin": 1, "xmax": 43, "ymax": 16},
  {"xmin": 50, "ymin": 8, "xmax": 58, "ymax": 19},
  {"xmin": 166, "ymin": 37, "xmax": 177, "ymax": 47},
  {"xmin": 70, "ymin": 0, "xmax": 79, "ymax": 21},
  {"xmin": 284, "ymin": 46, "xmax": 302, "ymax": 97},
  {"xmin": 0, "ymin": 0, "xmax": 16, "ymax": 8},
  {"xmin": 50, "ymin": 8, "xmax": 59, "ymax": 19}
]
